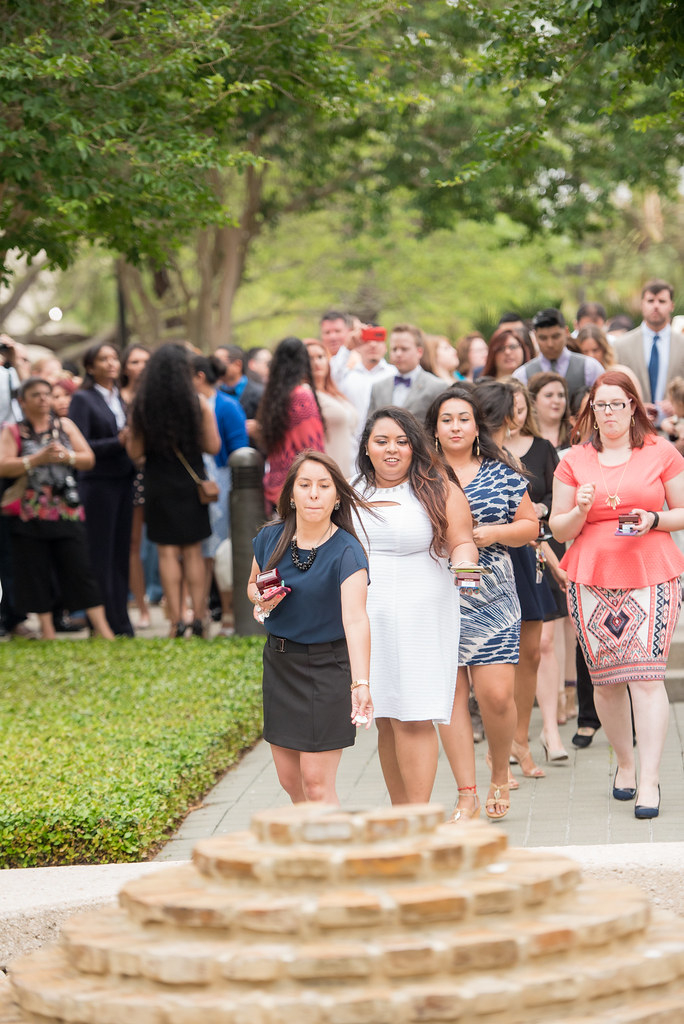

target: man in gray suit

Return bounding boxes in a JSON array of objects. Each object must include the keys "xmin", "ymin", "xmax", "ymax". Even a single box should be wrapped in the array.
[
  {"xmin": 367, "ymin": 324, "xmax": 448, "ymax": 422},
  {"xmin": 613, "ymin": 279, "xmax": 684, "ymax": 418}
]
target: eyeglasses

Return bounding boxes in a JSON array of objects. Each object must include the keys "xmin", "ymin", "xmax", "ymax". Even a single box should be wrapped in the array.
[{"xmin": 591, "ymin": 401, "xmax": 628, "ymax": 413}]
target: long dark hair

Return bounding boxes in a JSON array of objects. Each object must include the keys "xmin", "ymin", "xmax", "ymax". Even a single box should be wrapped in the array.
[
  {"xmin": 424, "ymin": 383, "xmax": 512, "ymax": 468},
  {"xmin": 262, "ymin": 450, "xmax": 375, "ymax": 570},
  {"xmin": 131, "ymin": 343, "xmax": 203, "ymax": 459},
  {"xmin": 573, "ymin": 370, "xmax": 655, "ymax": 451},
  {"xmin": 355, "ymin": 406, "xmax": 454, "ymax": 559},
  {"xmin": 257, "ymin": 337, "xmax": 322, "ymax": 452},
  {"xmin": 80, "ymin": 342, "xmax": 120, "ymax": 390}
]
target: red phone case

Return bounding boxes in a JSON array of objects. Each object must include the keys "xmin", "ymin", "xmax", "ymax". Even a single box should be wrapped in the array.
[{"xmin": 360, "ymin": 326, "xmax": 386, "ymax": 343}]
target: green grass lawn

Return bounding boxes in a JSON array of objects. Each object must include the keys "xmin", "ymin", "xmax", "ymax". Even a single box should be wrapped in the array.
[{"xmin": 0, "ymin": 638, "xmax": 263, "ymax": 867}]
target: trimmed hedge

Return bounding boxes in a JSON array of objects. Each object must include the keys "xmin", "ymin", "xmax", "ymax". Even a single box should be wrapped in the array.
[{"xmin": 0, "ymin": 637, "xmax": 264, "ymax": 867}]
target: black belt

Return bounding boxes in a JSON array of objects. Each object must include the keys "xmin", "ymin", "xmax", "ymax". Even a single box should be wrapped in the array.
[{"xmin": 267, "ymin": 634, "xmax": 347, "ymax": 655}]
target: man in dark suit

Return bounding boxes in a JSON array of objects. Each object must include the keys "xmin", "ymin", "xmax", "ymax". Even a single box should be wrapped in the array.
[
  {"xmin": 367, "ymin": 324, "xmax": 448, "ymax": 422},
  {"xmin": 613, "ymin": 279, "xmax": 684, "ymax": 418}
]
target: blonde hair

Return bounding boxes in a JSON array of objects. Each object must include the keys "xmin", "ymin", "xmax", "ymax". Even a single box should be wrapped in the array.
[{"xmin": 667, "ymin": 375, "xmax": 684, "ymax": 408}]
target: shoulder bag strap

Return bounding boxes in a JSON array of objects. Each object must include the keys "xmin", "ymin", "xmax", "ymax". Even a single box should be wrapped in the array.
[{"xmin": 174, "ymin": 446, "xmax": 202, "ymax": 484}]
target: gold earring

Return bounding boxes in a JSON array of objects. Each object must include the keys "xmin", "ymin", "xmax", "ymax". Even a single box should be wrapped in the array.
[
  {"xmin": 475, "ymin": 436, "xmax": 480, "ymax": 457},
  {"xmin": 365, "ymin": 448, "xmax": 369, "ymax": 456},
  {"xmin": 631, "ymin": 415, "xmax": 634, "ymax": 427},
  {"xmin": 594, "ymin": 421, "xmax": 598, "ymax": 431},
  {"xmin": 434, "ymin": 437, "xmax": 440, "ymax": 452},
  {"xmin": 289, "ymin": 498, "xmax": 296, "ymax": 509}
]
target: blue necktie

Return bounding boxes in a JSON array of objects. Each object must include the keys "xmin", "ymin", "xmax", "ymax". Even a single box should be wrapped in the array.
[
  {"xmin": 648, "ymin": 334, "xmax": 660, "ymax": 403},
  {"xmin": 394, "ymin": 376, "xmax": 412, "ymax": 387}
]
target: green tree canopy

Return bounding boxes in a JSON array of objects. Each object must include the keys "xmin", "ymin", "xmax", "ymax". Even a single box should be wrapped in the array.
[
  {"xmin": 0, "ymin": 0, "xmax": 399, "ymax": 275},
  {"xmin": 2, "ymin": 1, "xmax": 683, "ymax": 346}
]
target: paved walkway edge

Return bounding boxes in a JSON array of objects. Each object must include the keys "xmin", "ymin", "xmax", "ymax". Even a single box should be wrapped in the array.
[{"xmin": 2, "ymin": 841, "xmax": 684, "ymax": 969}]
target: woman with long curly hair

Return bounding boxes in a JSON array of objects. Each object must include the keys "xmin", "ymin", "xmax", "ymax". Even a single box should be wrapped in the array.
[
  {"xmin": 425, "ymin": 383, "xmax": 538, "ymax": 821},
  {"xmin": 257, "ymin": 337, "xmax": 325, "ymax": 512},
  {"xmin": 128, "ymin": 344, "xmax": 220, "ymax": 637},
  {"xmin": 354, "ymin": 406, "xmax": 477, "ymax": 807}
]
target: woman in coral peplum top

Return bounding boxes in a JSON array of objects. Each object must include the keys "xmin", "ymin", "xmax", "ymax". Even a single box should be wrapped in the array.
[{"xmin": 550, "ymin": 371, "xmax": 684, "ymax": 820}]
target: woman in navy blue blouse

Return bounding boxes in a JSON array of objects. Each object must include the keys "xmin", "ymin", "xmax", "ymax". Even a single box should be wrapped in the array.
[{"xmin": 248, "ymin": 450, "xmax": 373, "ymax": 805}]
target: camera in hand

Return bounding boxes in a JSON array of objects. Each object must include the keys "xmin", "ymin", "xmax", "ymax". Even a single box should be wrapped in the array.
[
  {"xmin": 52, "ymin": 471, "xmax": 81, "ymax": 508},
  {"xmin": 29, "ymin": 462, "xmax": 80, "ymax": 507}
]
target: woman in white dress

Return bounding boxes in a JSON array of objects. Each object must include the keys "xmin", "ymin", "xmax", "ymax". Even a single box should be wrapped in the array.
[
  {"xmin": 306, "ymin": 340, "xmax": 357, "ymax": 477},
  {"xmin": 354, "ymin": 406, "xmax": 477, "ymax": 806}
]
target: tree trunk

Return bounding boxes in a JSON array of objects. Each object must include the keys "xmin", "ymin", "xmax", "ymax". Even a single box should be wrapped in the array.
[{"xmin": 212, "ymin": 162, "xmax": 266, "ymax": 347}]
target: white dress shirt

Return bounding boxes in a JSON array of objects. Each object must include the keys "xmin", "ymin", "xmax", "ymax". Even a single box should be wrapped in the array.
[
  {"xmin": 331, "ymin": 347, "xmax": 394, "ymax": 443},
  {"xmin": 641, "ymin": 323, "xmax": 671, "ymax": 404},
  {"xmin": 94, "ymin": 383, "xmax": 127, "ymax": 430},
  {"xmin": 391, "ymin": 365, "xmax": 421, "ymax": 407}
]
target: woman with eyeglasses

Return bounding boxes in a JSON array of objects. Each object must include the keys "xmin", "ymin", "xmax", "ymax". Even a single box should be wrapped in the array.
[
  {"xmin": 480, "ymin": 327, "xmax": 534, "ymax": 381},
  {"xmin": 550, "ymin": 371, "xmax": 684, "ymax": 820}
]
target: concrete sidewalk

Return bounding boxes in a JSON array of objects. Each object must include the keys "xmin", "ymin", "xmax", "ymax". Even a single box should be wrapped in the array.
[{"xmin": 156, "ymin": 701, "xmax": 684, "ymax": 862}]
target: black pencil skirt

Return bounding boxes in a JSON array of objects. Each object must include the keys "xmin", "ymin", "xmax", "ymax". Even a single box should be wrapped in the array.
[{"xmin": 262, "ymin": 634, "xmax": 356, "ymax": 753}]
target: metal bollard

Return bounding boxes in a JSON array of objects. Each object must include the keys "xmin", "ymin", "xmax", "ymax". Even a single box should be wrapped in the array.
[{"xmin": 229, "ymin": 447, "xmax": 266, "ymax": 636}]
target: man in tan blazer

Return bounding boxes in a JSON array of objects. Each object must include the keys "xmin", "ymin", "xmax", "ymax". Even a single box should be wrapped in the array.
[
  {"xmin": 613, "ymin": 280, "xmax": 684, "ymax": 417},
  {"xmin": 367, "ymin": 324, "xmax": 448, "ymax": 423}
]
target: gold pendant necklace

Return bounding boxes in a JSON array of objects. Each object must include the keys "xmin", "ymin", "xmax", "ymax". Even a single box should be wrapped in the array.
[{"xmin": 597, "ymin": 452, "xmax": 631, "ymax": 510}]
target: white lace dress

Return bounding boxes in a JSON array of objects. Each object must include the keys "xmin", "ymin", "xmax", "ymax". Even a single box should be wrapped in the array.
[{"xmin": 357, "ymin": 480, "xmax": 459, "ymax": 722}]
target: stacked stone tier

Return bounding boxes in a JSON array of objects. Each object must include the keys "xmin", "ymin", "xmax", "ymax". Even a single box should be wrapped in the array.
[{"xmin": 4, "ymin": 804, "xmax": 684, "ymax": 1024}]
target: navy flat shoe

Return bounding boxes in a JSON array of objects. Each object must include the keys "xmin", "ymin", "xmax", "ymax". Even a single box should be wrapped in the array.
[
  {"xmin": 612, "ymin": 769, "xmax": 636, "ymax": 801},
  {"xmin": 635, "ymin": 786, "xmax": 660, "ymax": 819}
]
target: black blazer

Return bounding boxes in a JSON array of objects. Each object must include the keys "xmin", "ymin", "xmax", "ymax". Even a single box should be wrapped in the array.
[{"xmin": 69, "ymin": 388, "xmax": 134, "ymax": 480}]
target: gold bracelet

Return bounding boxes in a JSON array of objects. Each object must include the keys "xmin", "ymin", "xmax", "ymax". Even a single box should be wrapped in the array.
[{"xmin": 350, "ymin": 680, "xmax": 369, "ymax": 691}]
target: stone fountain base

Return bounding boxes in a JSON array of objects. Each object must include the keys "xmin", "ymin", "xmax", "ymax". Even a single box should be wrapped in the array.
[{"xmin": 3, "ymin": 804, "xmax": 684, "ymax": 1023}]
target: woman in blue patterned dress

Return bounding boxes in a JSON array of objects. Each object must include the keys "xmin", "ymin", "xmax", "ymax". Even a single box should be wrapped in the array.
[{"xmin": 426, "ymin": 383, "xmax": 538, "ymax": 820}]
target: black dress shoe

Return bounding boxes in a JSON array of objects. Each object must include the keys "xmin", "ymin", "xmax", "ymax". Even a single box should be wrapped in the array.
[
  {"xmin": 612, "ymin": 769, "xmax": 636, "ymax": 801},
  {"xmin": 635, "ymin": 786, "xmax": 660, "ymax": 819},
  {"xmin": 572, "ymin": 727, "xmax": 596, "ymax": 749}
]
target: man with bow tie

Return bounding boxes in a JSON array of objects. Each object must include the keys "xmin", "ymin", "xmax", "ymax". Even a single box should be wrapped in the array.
[{"xmin": 367, "ymin": 324, "xmax": 448, "ymax": 422}]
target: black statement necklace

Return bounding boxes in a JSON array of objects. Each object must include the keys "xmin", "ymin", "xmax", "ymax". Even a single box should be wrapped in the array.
[{"xmin": 290, "ymin": 524, "xmax": 332, "ymax": 572}]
